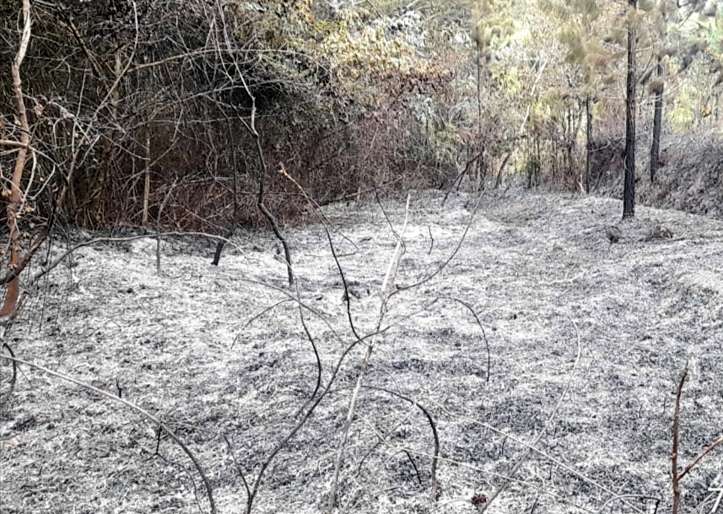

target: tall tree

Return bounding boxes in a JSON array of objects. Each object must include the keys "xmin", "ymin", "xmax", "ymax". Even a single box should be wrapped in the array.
[
  {"xmin": 585, "ymin": 95, "xmax": 593, "ymax": 193},
  {"xmin": 648, "ymin": 0, "xmax": 673, "ymax": 184},
  {"xmin": 623, "ymin": 0, "xmax": 638, "ymax": 218},
  {"xmin": 649, "ymin": 54, "xmax": 665, "ymax": 182},
  {"xmin": 540, "ymin": 0, "xmax": 619, "ymax": 193}
]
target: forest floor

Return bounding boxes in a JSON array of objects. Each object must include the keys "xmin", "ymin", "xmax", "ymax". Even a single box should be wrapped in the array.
[{"xmin": 1, "ymin": 190, "xmax": 722, "ymax": 514}]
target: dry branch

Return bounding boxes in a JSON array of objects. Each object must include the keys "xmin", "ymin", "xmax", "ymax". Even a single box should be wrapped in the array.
[
  {"xmin": 672, "ymin": 364, "xmax": 688, "ymax": 514},
  {"xmin": 0, "ymin": 355, "xmax": 216, "ymax": 514},
  {"xmin": 1, "ymin": 342, "xmax": 17, "ymax": 399},
  {"xmin": 671, "ymin": 363, "xmax": 722, "ymax": 514},
  {"xmin": 327, "ymin": 194, "xmax": 412, "ymax": 513},
  {"xmin": 362, "ymin": 385, "xmax": 441, "ymax": 498}
]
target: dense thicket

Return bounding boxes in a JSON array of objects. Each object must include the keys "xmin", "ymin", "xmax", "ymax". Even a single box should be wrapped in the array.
[
  {"xmin": 1, "ymin": 0, "xmax": 721, "ymax": 230},
  {"xmin": 0, "ymin": 0, "xmax": 454, "ymax": 233}
]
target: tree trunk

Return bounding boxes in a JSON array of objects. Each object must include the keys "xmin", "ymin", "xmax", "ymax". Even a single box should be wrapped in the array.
[
  {"xmin": 585, "ymin": 96, "xmax": 593, "ymax": 194},
  {"xmin": 566, "ymin": 106, "xmax": 575, "ymax": 189},
  {"xmin": 650, "ymin": 56, "xmax": 664, "ymax": 183},
  {"xmin": 526, "ymin": 137, "xmax": 533, "ymax": 189},
  {"xmin": 475, "ymin": 40, "xmax": 485, "ymax": 192},
  {"xmin": 623, "ymin": 0, "xmax": 637, "ymax": 219},
  {"xmin": 1, "ymin": 0, "xmax": 32, "ymax": 321},
  {"xmin": 142, "ymin": 130, "xmax": 151, "ymax": 225},
  {"xmin": 212, "ymin": 125, "xmax": 240, "ymax": 266},
  {"xmin": 535, "ymin": 135, "xmax": 541, "ymax": 187}
]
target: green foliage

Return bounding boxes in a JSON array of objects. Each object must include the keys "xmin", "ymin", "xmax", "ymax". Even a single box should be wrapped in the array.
[
  {"xmin": 471, "ymin": 0, "xmax": 515, "ymax": 55},
  {"xmin": 234, "ymin": 0, "xmax": 441, "ymax": 108},
  {"xmin": 669, "ymin": 84, "xmax": 697, "ymax": 129}
]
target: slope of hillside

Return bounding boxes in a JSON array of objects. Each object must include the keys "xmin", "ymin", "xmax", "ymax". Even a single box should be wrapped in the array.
[{"xmin": 594, "ymin": 130, "xmax": 723, "ymax": 219}]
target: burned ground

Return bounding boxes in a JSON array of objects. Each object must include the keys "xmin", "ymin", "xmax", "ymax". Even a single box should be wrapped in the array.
[{"xmin": 1, "ymin": 190, "xmax": 721, "ymax": 513}]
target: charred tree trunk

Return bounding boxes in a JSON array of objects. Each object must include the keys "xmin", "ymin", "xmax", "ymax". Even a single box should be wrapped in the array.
[
  {"xmin": 141, "ymin": 130, "xmax": 151, "ymax": 225},
  {"xmin": 650, "ymin": 56, "xmax": 664, "ymax": 183},
  {"xmin": 585, "ymin": 96, "xmax": 593, "ymax": 194},
  {"xmin": 212, "ymin": 125, "xmax": 241, "ymax": 266},
  {"xmin": 535, "ymin": 135, "xmax": 541, "ymax": 187},
  {"xmin": 526, "ymin": 137, "xmax": 534, "ymax": 189},
  {"xmin": 623, "ymin": 0, "xmax": 637, "ymax": 219},
  {"xmin": 566, "ymin": 106, "xmax": 574, "ymax": 189},
  {"xmin": 475, "ymin": 40, "xmax": 485, "ymax": 192}
]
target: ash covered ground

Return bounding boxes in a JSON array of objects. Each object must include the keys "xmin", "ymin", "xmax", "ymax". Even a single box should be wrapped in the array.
[{"xmin": 1, "ymin": 190, "xmax": 721, "ymax": 513}]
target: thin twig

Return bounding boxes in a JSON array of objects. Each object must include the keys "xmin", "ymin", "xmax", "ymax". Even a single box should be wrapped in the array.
[
  {"xmin": 293, "ymin": 282, "xmax": 323, "ymax": 418},
  {"xmin": 436, "ymin": 296, "xmax": 491, "ymax": 384},
  {"xmin": 362, "ymin": 385, "xmax": 441, "ymax": 498},
  {"xmin": 671, "ymin": 363, "xmax": 688, "ymax": 514},
  {"xmin": 678, "ymin": 434, "xmax": 723, "ymax": 481},
  {"xmin": 396, "ymin": 189, "xmax": 486, "ymax": 295},
  {"xmin": 224, "ymin": 434, "xmax": 252, "ymax": 502}
]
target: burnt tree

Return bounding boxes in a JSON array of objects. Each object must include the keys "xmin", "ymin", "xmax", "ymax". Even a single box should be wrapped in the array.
[
  {"xmin": 650, "ymin": 55, "xmax": 664, "ymax": 183},
  {"xmin": 623, "ymin": 0, "xmax": 637, "ymax": 218}
]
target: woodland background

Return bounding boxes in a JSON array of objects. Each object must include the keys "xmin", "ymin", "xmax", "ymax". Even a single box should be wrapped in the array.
[
  {"xmin": 1, "ymin": 0, "xmax": 721, "ymax": 235},
  {"xmin": 1, "ymin": 2, "xmax": 723, "ymax": 513}
]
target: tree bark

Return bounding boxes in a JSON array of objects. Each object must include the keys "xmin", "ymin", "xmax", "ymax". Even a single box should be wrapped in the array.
[
  {"xmin": 1, "ymin": 0, "xmax": 32, "ymax": 320},
  {"xmin": 650, "ymin": 56, "xmax": 664, "ymax": 183},
  {"xmin": 623, "ymin": 0, "xmax": 637, "ymax": 219}
]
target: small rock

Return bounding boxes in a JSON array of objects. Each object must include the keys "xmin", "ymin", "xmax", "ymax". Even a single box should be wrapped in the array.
[
  {"xmin": 471, "ymin": 493, "xmax": 488, "ymax": 509},
  {"xmin": 647, "ymin": 224, "xmax": 674, "ymax": 240},
  {"xmin": 11, "ymin": 414, "xmax": 36, "ymax": 432},
  {"xmin": 606, "ymin": 225, "xmax": 622, "ymax": 243}
]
